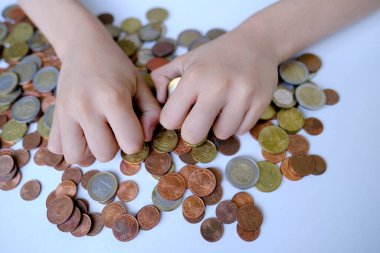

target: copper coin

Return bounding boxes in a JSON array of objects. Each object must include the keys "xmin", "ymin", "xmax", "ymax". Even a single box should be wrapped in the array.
[
  {"xmin": 173, "ymin": 137, "xmax": 192, "ymax": 155},
  {"xmin": 289, "ymin": 154, "xmax": 315, "ymax": 176},
  {"xmin": 47, "ymin": 195, "xmax": 74, "ymax": 225},
  {"xmin": 62, "ymin": 167, "xmax": 82, "ymax": 184},
  {"xmin": 12, "ymin": 149, "xmax": 30, "ymax": 168},
  {"xmin": 46, "ymin": 190, "xmax": 57, "ymax": 208},
  {"xmin": 232, "ymin": 192, "xmax": 254, "ymax": 209},
  {"xmin": 237, "ymin": 204, "xmax": 263, "ymax": 232},
  {"xmin": 75, "ymin": 198, "xmax": 89, "ymax": 214},
  {"xmin": 0, "ymin": 164, "xmax": 17, "ymax": 182},
  {"xmin": 43, "ymin": 150, "xmax": 63, "ymax": 166},
  {"xmin": 237, "ymin": 225, "xmax": 260, "ymax": 242},
  {"xmin": 146, "ymin": 57, "xmax": 169, "ymax": 72},
  {"xmin": 112, "ymin": 214, "xmax": 139, "ymax": 242},
  {"xmin": 179, "ymin": 164, "xmax": 198, "ymax": 187},
  {"xmin": 280, "ymin": 158, "xmax": 302, "ymax": 181},
  {"xmin": 0, "ymin": 114, "xmax": 8, "ymax": 129},
  {"xmin": 54, "ymin": 159, "xmax": 71, "ymax": 171},
  {"xmin": 120, "ymin": 160, "xmax": 141, "ymax": 176},
  {"xmin": 182, "ymin": 195, "xmax": 205, "ymax": 223},
  {"xmin": 55, "ymin": 180, "xmax": 77, "ymax": 198},
  {"xmin": 136, "ymin": 205, "xmax": 160, "ymax": 230},
  {"xmin": 0, "ymin": 148, "xmax": 13, "ymax": 156},
  {"xmin": 202, "ymin": 185, "xmax": 223, "ymax": 206},
  {"xmin": 188, "ymin": 169, "xmax": 216, "ymax": 197},
  {"xmin": 179, "ymin": 152, "xmax": 198, "ymax": 165},
  {"xmin": 215, "ymin": 135, "xmax": 240, "ymax": 156},
  {"xmin": 303, "ymin": 117, "xmax": 324, "ymax": 136},
  {"xmin": 98, "ymin": 13, "xmax": 114, "ymax": 24},
  {"xmin": 151, "ymin": 41, "xmax": 175, "ymax": 57},
  {"xmin": 157, "ymin": 173, "xmax": 186, "ymax": 200},
  {"xmin": 297, "ymin": 53, "xmax": 322, "ymax": 72},
  {"xmin": 0, "ymin": 171, "xmax": 21, "ymax": 191},
  {"xmin": 262, "ymin": 150, "xmax": 286, "ymax": 164},
  {"xmin": 200, "ymin": 218, "xmax": 224, "ymax": 242},
  {"xmin": 145, "ymin": 152, "xmax": 172, "ymax": 176},
  {"xmin": 78, "ymin": 154, "xmax": 96, "ymax": 167},
  {"xmin": 324, "ymin": 89, "xmax": 340, "ymax": 105},
  {"xmin": 57, "ymin": 207, "xmax": 82, "ymax": 232},
  {"xmin": 101, "ymin": 202, "xmax": 127, "ymax": 228},
  {"xmin": 117, "ymin": 180, "xmax": 139, "ymax": 202},
  {"xmin": 20, "ymin": 179, "xmax": 41, "ymax": 201},
  {"xmin": 184, "ymin": 211, "xmax": 205, "ymax": 224},
  {"xmin": 22, "ymin": 132, "xmax": 42, "ymax": 150},
  {"xmin": 80, "ymin": 169, "xmax": 99, "ymax": 190},
  {"xmin": 311, "ymin": 155, "xmax": 327, "ymax": 175},
  {"xmin": 287, "ymin": 134, "xmax": 310, "ymax": 155},
  {"xmin": 71, "ymin": 213, "xmax": 92, "ymax": 237},
  {"xmin": 216, "ymin": 200, "xmax": 238, "ymax": 224},
  {"xmin": 207, "ymin": 167, "xmax": 223, "ymax": 186},
  {"xmin": 41, "ymin": 94, "xmax": 56, "ymax": 112},
  {"xmin": 249, "ymin": 120, "xmax": 273, "ymax": 140},
  {"xmin": 87, "ymin": 212, "xmax": 104, "ymax": 236},
  {"xmin": 0, "ymin": 155, "xmax": 14, "ymax": 176},
  {"xmin": 34, "ymin": 149, "xmax": 49, "ymax": 167}
]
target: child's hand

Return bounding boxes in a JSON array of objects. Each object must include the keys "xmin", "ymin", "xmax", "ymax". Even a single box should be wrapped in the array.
[
  {"xmin": 152, "ymin": 28, "xmax": 279, "ymax": 145},
  {"xmin": 48, "ymin": 34, "xmax": 160, "ymax": 164}
]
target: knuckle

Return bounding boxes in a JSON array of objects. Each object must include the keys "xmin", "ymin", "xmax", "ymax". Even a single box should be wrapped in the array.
[
  {"xmin": 159, "ymin": 110, "xmax": 180, "ymax": 130},
  {"xmin": 181, "ymin": 125, "xmax": 202, "ymax": 145},
  {"xmin": 213, "ymin": 125, "xmax": 231, "ymax": 140}
]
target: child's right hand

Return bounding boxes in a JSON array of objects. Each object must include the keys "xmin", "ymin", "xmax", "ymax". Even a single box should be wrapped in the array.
[{"xmin": 48, "ymin": 31, "xmax": 160, "ymax": 164}]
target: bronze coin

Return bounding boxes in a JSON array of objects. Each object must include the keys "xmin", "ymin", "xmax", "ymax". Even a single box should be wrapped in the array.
[
  {"xmin": 179, "ymin": 152, "xmax": 198, "ymax": 165},
  {"xmin": 55, "ymin": 180, "xmax": 77, "ymax": 198},
  {"xmin": 75, "ymin": 198, "xmax": 89, "ymax": 214},
  {"xmin": 43, "ymin": 150, "xmax": 63, "ymax": 166},
  {"xmin": 303, "ymin": 117, "xmax": 324, "ymax": 135},
  {"xmin": 145, "ymin": 152, "xmax": 172, "ymax": 176},
  {"xmin": 287, "ymin": 134, "xmax": 310, "ymax": 155},
  {"xmin": 262, "ymin": 149, "xmax": 286, "ymax": 164},
  {"xmin": 54, "ymin": 159, "xmax": 71, "ymax": 171},
  {"xmin": 101, "ymin": 202, "xmax": 127, "ymax": 228},
  {"xmin": 202, "ymin": 185, "xmax": 223, "ymax": 206},
  {"xmin": 57, "ymin": 207, "xmax": 82, "ymax": 232},
  {"xmin": 188, "ymin": 169, "xmax": 216, "ymax": 197},
  {"xmin": 34, "ymin": 148, "xmax": 48, "ymax": 166},
  {"xmin": 22, "ymin": 132, "xmax": 42, "ymax": 150},
  {"xmin": 136, "ymin": 205, "xmax": 160, "ymax": 230},
  {"xmin": 97, "ymin": 13, "xmax": 114, "ymax": 24},
  {"xmin": 41, "ymin": 95, "xmax": 56, "ymax": 112},
  {"xmin": 71, "ymin": 213, "xmax": 92, "ymax": 237},
  {"xmin": 249, "ymin": 120, "xmax": 273, "ymax": 140},
  {"xmin": 200, "ymin": 218, "xmax": 224, "ymax": 242},
  {"xmin": 117, "ymin": 180, "xmax": 139, "ymax": 202},
  {"xmin": 237, "ymin": 204, "xmax": 263, "ymax": 232},
  {"xmin": 184, "ymin": 211, "xmax": 205, "ymax": 224},
  {"xmin": 46, "ymin": 190, "xmax": 57, "ymax": 208},
  {"xmin": 12, "ymin": 149, "xmax": 30, "ymax": 168},
  {"xmin": 232, "ymin": 192, "xmax": 254, "ymax": 208},
  {"xmin": 78, "ymin": 154, "xmax": 96, "ymax": 167},
  {"xmin": 0, "ymin": 164, "xmax": 17, "ymax": 182},
  {"xmin": 112, "ymin": 214, "xmax": 139, "ymax": 242},
  {"xmin": 216, "ymin": 200, "xmax": 238, "ymax": 224},
  {"xmin": 182, "ymin": 195, "xmax": 205, "ymax": 223},
  {"xmin": 151, "ymin": 41, "xmax": 175, "ymax": 57},
  {"xmin": 120, "ymin": 160, "xmax": 141, "ymax": 176},
  {"xmin": 0, "ymin": 171, "xmax": 21, "ymax": 191},
  {"xmin": 0, "ymin": 148, "xmax": 13, "ymax": 156},
  {"xmin": 289, "ymin": 154, "xmax": 315, "ymax": 176},
  {"xmin": 157, "ymin": 173, "xmax": 186, "ymax": 200},
  {"xmin": 280, "ymin": 158, "xmax": 302, "ymax": 181},
  {"xmin": 311, "ymin": 155, "xmax": 327, "ymax": 175},
  {"xmin": 47, "ymin": 195, "xmax": 74, "ymax": 225},
  {"xmin": 207, "ymin": 167, "xmax": 223, "ymax": 186},
  {"xmin": 80, "ymin": 169, "xmax": 99, "ymax": 190},
  {"xmin": 0, "ymin": 155, "xmax": 14, "ymax": 176},
  {"xmin": 20, "ymin": 179, "xmax": 41, "ymax": 201},
  {"xmin": 146, "ymin": 57, "xmax": 169, "ymax": 72},
  {"xmin": 324, "ymin": 89, "xmax": 340, "ymax": 105},
  {"xmin": 87, "ymin": 212, "xmax": 104, "ymax": 236},
  {"xmin": 237, "ymin": 224, "xmax": 260, "ymax": 242},
  {"xmin": 215, "ymin": 135, "xmax": 240, "ymax": 156},
  {"xmin": 62, "ymin": 167, "xmax": 82, "ymax": 184},
  {"xmin": 179, "ymin": 164, "xmax": 198, "ymax": 187},
  {"xmin": 0, "ymin": 114, "xmax": 7, "ymax": 129},
  {"xmin": 297, "ymin": 53, "xmax": 322, "ymax": 72},
  {"xmin": 173, "ymin": 136, "xmax": 192, "ymax": 155}
]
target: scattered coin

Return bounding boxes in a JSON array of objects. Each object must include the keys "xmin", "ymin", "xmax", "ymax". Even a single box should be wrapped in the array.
[
  {"xmin": 137, "ymin": 205, "xmax": 160, "ymax": 230},
  {"xmin": 258, "ymin": 126, "xmax": 289, "ymax": 154},
  {"xmin": 112, "ymin": 213, "xmax": 139, "ymax": 242},
  {"xmin": 231, "ymin": 192, "xmax": 254, "ymax": 209},
  {"xmin": 182, "ymin": 195, "xmax": 205, "ymax": 224},
  {"xmin": 188, "ymin": 168, "xmax": 216, "ymax": 197},
  {"xmin": 225, "ymin": 156, "xmax": 260, "ymax": 190},
  {"xmin": 255, "ymin": 161, "xmax": 282, "ymax": 192},
  {"xmin": 71, "ymin": 213, "xmax": 92, "ymax": 237},
  {"xmin": 295, "ymin": 82, "xmax": 326, "ymax": 110},
  {"xmin": 47, "ymin": 195, "xmax": 74, "ymax": 225},
  {"xmin": 324, "ymin": 89, "xmax": 340, "ymax": 105},
  {"xmin": 20, "ymin": 179, "xmax": 41, "ymax": 201},
  {"xmin": 87, "ymin": 172, "xmax": 118, "ymax": 203},
  {"xmin": 200, "ymin": 218, "xmax": 224, "ymax": 242},
  {"xmin": 237, "ymin": 204, "xmax": 263, "ymax": 232},
  {"xmin": 304, "ymin": 117, "xmax": 324, "ymax": 135},
  {"xmin": 157, "ymin": 173, "xmax": 186, "ymax": 200},
  {"xmin": 216, "ymin": 200, "xmax": 238, "ymax": 224},
  {"xmin": 101, "ymin": 202, "xmax": 127, "ymax": 228},
  {"xmin": 117, "ymin": 180, "xmax": 139, "ymax": 202},
  {"xmin": 215, "ymin": 135, "xmax": 240, "ymax": 156},
  {"xmin": 279, "ymin": 60, "xmax": 309, "ymax": 85}
]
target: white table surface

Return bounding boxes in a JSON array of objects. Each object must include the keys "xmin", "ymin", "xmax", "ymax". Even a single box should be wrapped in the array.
[{"xmin": 1, "ymin": 1, "xmax": 380, "ymax": 253}]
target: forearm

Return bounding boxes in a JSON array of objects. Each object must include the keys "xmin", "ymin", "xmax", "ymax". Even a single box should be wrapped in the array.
[
  {"xmin": 237, "ymin": 0, "xmax": 380, "ymax": 62},
  {"xmin": 18, "ymin": 0, "xmax": 109, "ymax": 58}
]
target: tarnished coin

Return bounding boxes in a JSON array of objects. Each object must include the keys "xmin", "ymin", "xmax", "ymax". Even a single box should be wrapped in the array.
[
  {"xmin": 280, "ymin": 157, "xmax": 302, "ymax": 181},
  {"xmin": 87, "ymin": 172, "xmax": 118, "ymax": 202},
  {"xmin": 101, "ymin": 202, "xmax": 127, "ymax": 228},
  {"xmin": 295, "ymin": 82, "xmax": 326, "ymax": 110},
  {"xmin": 47, "ymin": 195, "xmax": 74, "ymax": 225},
  {"xmin": 152, "ymin": 186, "xmax": 183, "ymax": 212},
  {"xmin": 11, "ymin": 96, "xmax": 40, "ymax": 123},
  {"xmin": 138, "ymin": 23, "xmax": 161, "ymax": 42},
  {"xmin": 255, "ymin": 161, "xmax": 282, "ymax": 192},
  {"xmin": 237, "ymin": 225, "xmax": 260, "ymax": 242},
  {"xmin": 289, "ymin": 154, "xmax": 315, "ymax": 176},
  {"xmin": 287, "ymin": 134, "xmax": 309, "ymax": 155},
  {"xmin": 137, "ymin": 205, "xmax": 160, "ymax": 230},
  {"xmin": 20, "ymin": 54, "xmax": 42, "ymax": 68},
  {"xmin": 0, "ymin": 72, "xmax": 18, "ymax": 95},
  {"xmin": 206, "ymin": 28, "xmax": 226, "ymax": 40},
  {"xmin": 297, "ymin": 53, "xmax": 322, "ymax": 73},
  {"xmin": 0, "ymin": 22, "xmax": 8, "ymax": 41},
  {"xmin": 3, "ymin": 42, "xmax": 29, "ymax": 62},
  {"xmin": 32, "ymin": 66, "xmax": 59, "ymax": 93},
  {"xmin": 120, "ymin": 142, "xmax": 149, "ymax": 164},
  {"xmin": 178, "ymin": 29, "xmax": 202, "ymax": 48},
  {"xmin": 237, "ymin": 204, "xmax": 263, "ymax": 232},
  {"xmin": 167, "ymin": 77, "xmax": 180, "ymax": 97},
  {"xmin": 324, "ymin": 89, "xmax": 340, "ymax": 105},
  {"xmin": 157, "ymin": 173, "xmax": 186, "ymax": 200},
  {"xmin": 71, "ymin": 213, "xmax": 92, "ymax": 237},
  {"xmin": 188, "ymin": 168, "xmax": 216, "ymax": 197},
  {"xmin": 146, "ymin": 7, "xmax": 169, "ymax": 23},
  {"xmin": 215, "ymin": 135, "xmax": 240, "ymax": 156},
  {"xmin": 216, "ymin": 200, "xmax": 238, "ymax": 224},
  {"xmin": 279, "ymin": 60, "xmax": 309, "ymax": 85},
  {"xmin": 29, "ymin": 30, "xmax": 49, "ymax": 52},
  {"xmin": 117, "ymin": 180, "xmax": 139, "ymax": 202},
  {"xmin": 112, "ymin": 214, "xmax": 139, "ymax": 242},
  {"xmin": 277, "ymin": 108, "xmax": 305, "ymax": 133},
  {"xmin": 1, "ymin": 119, "xmax": 27, "ymax": 143},
  {"xmin": 97, "ymin": 13, "xmax": 114, "ymax": 24},
  {"xmin": 20, "ymin": 179, "xmax": 41, "ymax": 201},
  {"xmin": 258, "ymin": 126, "xmax": 289, "ymax": 154},
  {"xmin": 0, "ymin": 171, "xmax": 21, "ymax": 191},
  {"xmin": 0, "ymin": 155, "xmax": 15, "ymax": 176},
  {"xmin": 87, "ymin": 212, "xmax": 104, "ymax": 236},
  {"xmin": 200, "ymin": 218, "xmax": 224, "ymax": 242},
  {"xmin": 57, "ymin": 206, "xmax": 82, "ymax": 233},
  {"xmin": 304, "ymin": 117, "xmax": 324, "ymax": 135},
  {"xmin": 12, "ymin": 61, "xmax": 37, "ymax": 85},
  {"xmin": 182, "ymin": 195, "xmax": 205, "ymax": 224},
  {"xmin": 55, "ymin": 180, "xmax": 77, "ymax": 198},
  {"xmin": 188, "ymin": 37, "xmax": 210, "ymax": 51},
  {"xmin": 311, "ymin": 155, "xmax": 327, "ymax": 175},
  {"xmin": 202, "ymin": 185, "xmax": 223, "ymax": 206},
  {"xmin": 225, "ymin": 156, "xmax": 260, "ymax": 190},
  {"xmin": 62, "ymin": 167, "xmax": 82, "ymax": 184},
  {"xmin": 191, "ymin": 140, "xmax": 217, "ymax": 163},
  {"xmin": 232, "ymin": 192, "xmax": 254, "ymax": 208},
  {"xmin": 179, "ymin": 164, "xmax": 198, "ymax": 187},
  {"xmin": 272, "ymin": 84, "xmax": 297, "ymax": 108},
  {"xmin": 152, "ymin": 128, "xmax": 178, "ymax": 153},
  {"xmin": 121, "ymin": 17, "xmax": 142, "ymax": 34}
]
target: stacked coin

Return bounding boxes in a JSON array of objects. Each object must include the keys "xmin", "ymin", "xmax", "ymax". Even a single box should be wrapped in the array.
[{"xmin": 0, "ymin": 148, "xmax": 29, "ymax": 190}]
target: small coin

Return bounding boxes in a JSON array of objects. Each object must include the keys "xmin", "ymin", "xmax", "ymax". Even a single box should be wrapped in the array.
[
  {"xmin": 262, "ymin": 150, "xmax": 286, "ymax": 164},
  {"xmin": 145, "ymin": 152, "xmax": 172, "ymax": 176},
  {"xmin": 297, "ymin": 53, "xmax": 322, "ymax": 73},
  {"xmin": 34, "ymin": 147, "xmax": 48, "ymax": 166},
  {"xmin": 1, "ymin": 119, "xmax": 27, "ymax": 143},
  {"xmin": 231, "ymin": 192, "xmax": 254, "ymax": 208},
  {"xmin": 191, "ymin": 140, "xmax": 217, "ymax": 163},
  {"xmin": 280, "ymin": 157, "xmax": 302, "ymax": 181},
  {"xmin": 97, "ymin": 13, "xmax": 114, "ymax": 24},
  {"xmin": 12, "ymin": 61, "xmax": 37, "ymax": 84},
  {"xmin": 279, "ymin": 60, "xmax": 309, "ymax": 85},
  {"xmin": 121, "ymin": 17, "xmax": 142, "ymax": 34},
  {"xmin": 55, "ymin": 180, "xmax": 77, "ymax": 198},
  {"xmin": 277, "ymin": 108, "xmax": 305, "ymax": 133},
  {"xmin": 62, "ymin": 167, "xmax": 82, "ymax": 185},
  {"xmin": 47, "ymin": 195, "xmax": 74, "ymax": 225},
  {"xmin": 272, "ymin": 84, "xmax": 297, "ymax": 109},
  {"xmin": 152, "ymin": 186, "xmax": 183, "ymax": 212},
  {"xmin": 137, "ymin": 205, "xmax": 160, "ymax": 230},
  {"xmin": 237, "ymin": 225, "xmax": 260, "ymax": 242},
  {"xmin": 120, "ymin": 142, "xmax": 149, "ymax": 164},
  {"xmin": 311, "ymin": 155, "xmax": 327, "ymax": 175},
  {"xmin": 225, "ymin": 156, "xmax": 260, "ymax": 190},
  {"xmin": 188, "ymin": 168, "xmax": 216, "ymax": 197},
  {"xmin": 237, "ymin": 204, "xmax": 263, "ymax": 232},
  {"xmin": 71, "ymin": 213, "xmax": 92, "ymax": 237},
  {"xmin": 295, "ymin": 82, "xmax": 326, "ymax": 110},
  {"xmin": 173, "ymin": 136, "xmax": 192, "ymax": 155},
  {"xmin": 11, "ymin": 96, "xmax": 40, "ymax": 123},
  {"xmin": 182, "ymin": 195, "xmax": 205, "ymax": 224},
  {"xmin": 43, "ymin": 104, "xmax": 54, "ymax": 129},
  {"xmin": 87, "ymin": 212, "xmax": 104, "ymax": 236},
  {"xmin": 22, "ymin": 132, "xmax": 42, "ymax": 150},
  {"xmin": 146, "ymin": 7, "xmax": 169, "ymax": 23},
  {"xmin": 207, "ymin": 167, "xmax": 223, "ymax": 186},
  {"xmin": 138, "ymin": 23, "xmax": 161, "ymax": 42},
  {"xmin": 152, "ymin": 162, "xmax": 176, "ymax": 180},
  {"xmin": 202, "ymin": 185, "xmax": 223, "ymax": 206},
  {"xmin": 54, "ymin": 159, "xmax": 71, "ymax": 171},
  {"xmin": 32, "ymin": 66, "xmax": 59, "ymax": 93},
  {"xmin": 57, "ymin": 207, "xmax": 81, "ymax": 233},
  {"xmin": 88, "ymin": 172, "xmax": 118, "ymax": 202},
  {"xmin": 75, "ymin": 198, "xmax": 89, "ymax": 214},
  {"xmin": 20, "ymin": 179, "xmax": 41, "ymax": 201},
  {"xmin": 206, "ymin": 28, "xmax": 226, "ymax": 40},
  {"xmin": 12, "ymin": 150, "xmax": 28, "ymax": 168},
  {"xmin": 178, "ymin": 29, "xmax": 202, "ymax": 48},
  {"xmin": 216, "ymin": 200, "xmax": 238, "ymax": 224},
  {"xmin": 119, "ymin": 160, "xmax": 141, "ymax": 176},
  {"xmin": 287, "ymin": 134, "xmax": 309, "ymax": 155},
  {"xmin": 157, "ymin": 173, "xmax": 186, "ymax": 200},
  {"xmin": 112, "ymin": 214, "xmax": 139, "ymax": 242},
  {"xmin": 0, "ymin": 72, "xmax": 18, "ymax": 95},
  {"xmin": 152, "ymin": 128, "xmax": 178, "ymax": 153},
  {"xmin": 200, "ymin": 218, "xmax": 224, "ymax": 242},
  {"xmin": 101, "ymin": 202, "xmax": 127, "ymax": 228},
  {"xmin": 289, "ymin": 154, "xmax": 315, "ymax": 176},
  {"xmin": 255, "ymin": 161, "xmax": 282, "ymax": 192},
  {"xmin": 215, "ymin": 135, "xmax": 240, "ymax": 156},
  {"xmin": 258, "ymin": 126, "xmax": 289, "ymax": 154},
  {"xmin": 117, "ymin": 180, "xmax": 139, "ymax": 202},
  {"xmin": 260, "ymin": 104, "xmax": 276, "ymax": 120},
  {"xmin": 324, "ymin": 89, "xmax": 340, "ymax": 105},
  {"xmin": 303, "ymin": 117, "xmax": 324, "ymax": 135},
  {"xmin": 249, "ymin": 120, "xmax": 273, "ymax": 140}
]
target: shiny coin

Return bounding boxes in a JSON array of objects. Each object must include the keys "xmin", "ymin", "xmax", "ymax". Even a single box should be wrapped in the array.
[
  {"xmin": 121, "ymin": 17, "xmax": 142, "ymax": 34},
  {"xmin": 152, "ymin": 128, "xmax": 178, "ymax": 153},
  {"xmin": 280, "ymin": 157, "xmax": 302, "ymax": 181},
  {"xmin": 178, "ymin": 29, "xmax": 202, "ymax": 48},
  {"xmin": 137, "ymin": 205, "xmax": 160, "ymax": 230},
  {"xmin": 287, "ymin": 134, "xmax": 309, "ymax": 155},
  {"xmin": 200, "ymin": 218, "xmax": 224, "ymax": 242},
  {"xmin": 168, "ymin": 77, "xmax": 180, "ymax": 97},
  {"xmin": 0, "ymin": 72, "xmax": 18, "ymax": 95},
  {"xmin": 191, "ymin": 140, "xmax": 217, "ymax": 163},
  {"xmin": 152, "ymin": 186, "xmax": 183, "ymax": 212},
  {"xmin": 20, "ymin": 179, "xmax": 41, "ymax": 201},
  {"xmin": 145, "ymin": 152, "xmax": 172, "ymax": 176},
  {"xmin": 182, "ymin": 195, "xmax": 205, "ymax": 224},
  {"xmin": 295, "ymin": 82, "xmax": 326, "ymax": 110},
  {"xmin": 88, "ymin": 172, "xmax": 118, "ymax": 203},
  {"xmin": 138, "ymin": 23, "xmax": 161, "ymax": 42},
  {"xmin": 11, "ymin": 96, "xmax": 40, "ymax": 123},
  {"xmin": 255, "ymin": 161, "xmax": 282, "ymax": 192},
  {"xmin": 112, "ymin": 214, "xmax": 139, "ymax": 242},
  {"xmin": 146, "ymin": 7, "xmax": 169, "ymax": 23},
  {"xmin": 33, "ymin": 66, "xmax": 59, "ymax": 93},
  {"xmin": 12, "ymin": 61, "xmax": 37, "ymax": 84},
  {"xmin": 101, "ymin": 202, "xmax": 127, "ymax": 228},
  {"xmin": 277, "ymin": 108, "xmax": 305, "ymax": 133},
  {"xmin": 279, "ymin": 60, "xmax": 309, "ymax": 85},
  {"xmin": 120, "ymin": 142, "xmax": 149, "ymax": 164},
  {"xmin": 1, "ymin": 119, "xmax": 27, "ymax": 143},
  {"xmin": 225, "ymin": 156, "xmax": 260, "ymax": 190},
  {"xmin": 258, "ymin": 126, "xmax": 289, "ymax": 154},
  {"xmin": 272, "ymin": 84, "xmax": 297, "ymax": 108}
]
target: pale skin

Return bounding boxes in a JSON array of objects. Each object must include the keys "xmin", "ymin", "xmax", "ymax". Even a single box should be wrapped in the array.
[{"xmin": 19, "ymin": 0, "xmax": 380, "ymax": 164}]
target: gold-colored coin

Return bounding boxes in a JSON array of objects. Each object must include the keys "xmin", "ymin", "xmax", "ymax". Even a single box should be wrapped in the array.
[
  {"xmin": 117, "ymin": 40, "xmax": 137, "ymax": 57},
  {"xmin": 191, "ymin": 140, "xmax": 217, "ymax": 163},
  {"xmin": 1, "ymin": 119, "xmax": 27, "ymax": 143},
  {"xmin": 121, "ymin": 142, "xmax": 150, "ymax": 164},
  {"xmin": 255, "ymin": 161, "xmax": 282, "ymax": 192},
  {"xmin": 152, "ymin": 129, "xmax": 178, "ymax": 153},
  {"xmin": 260, "ymin": 104, "xmax": 276, "ymax": 120},
  {"xmin": 37, "ymin": 117, "xmax": 50, "ymax": 139},
  {"xmin": 277, "ymin": 108, "xmax": 305, "ymax": 133},
  {"xmin": 4, "ymin": 22, "xmax": 33, "ymax": 46},
  {"xmin": 184, "ymin": 136, "xmax": 207, "ymax": 147},
  {"xmin": 120, "ymin": 18, "xmax": 142, "ymax": 34},
  {"xmin": 258, "ymin": 126, "xmax": 289, "ymax": 154},
  {"xmin": 146, "ymin": 8, "xmax": 169, "ymax": 23},
  {"xmin": 3, "ymin": 42, "xmax": 29, "ymax": 63},
  {"xmin": 167, "ymin": 77, "xmax": 180, "ymax": 97}
]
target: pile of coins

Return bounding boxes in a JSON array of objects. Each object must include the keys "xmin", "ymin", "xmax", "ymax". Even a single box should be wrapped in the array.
[{"xmin": 0, "ymin": 4, "xmax": 340, "ymax": 243}]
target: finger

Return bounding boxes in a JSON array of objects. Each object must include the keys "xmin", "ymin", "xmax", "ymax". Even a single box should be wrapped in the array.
[
  {"xmin": 47, "ymin": 109, "xmax": 63, "ymax": 154},
  {"xmin": 135, "ymin": 75, "xmax": 161, "ymax": 141},
  {"xmin": 236, "ymin": 101, "xmax": 266, "ymax": 135},
  {"xmin": 181, "ymin": 94, "xmax": 223, "ymax": 145}
]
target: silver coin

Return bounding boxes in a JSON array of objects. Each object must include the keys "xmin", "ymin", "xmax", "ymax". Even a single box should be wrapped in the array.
[
  {"xmin": 43, "ymin": 104, "xmax": 55, "ymax": 129},
  {"xmin": 21, "ymin": 54, "xmax": 42, "ymax": 68},
  {"xmin": 0, "ymin": 72, "xmax": 18, "ymax": 95},
  {"xmin": 272, "ymin": 84, "xmax": 297, "ymax": 108},
  {"xmin": 138, "ymin": 23, "xmax": 162, "ymax": 42},
  {"xmin": 87, "ymin": 172, "xmax": 118, "ymax": 203},
  {"xmin": 11, "ymin": 96, "xmax": 41, "ymax": 123},
  {"xmin": 0, "ymin": 88, "xmax": 21, "ymax": 106},
  {"xmin": 225, "ymin": 156, "xmax": 260, "ymax": 190},
  {"xmin": 206, "ymin": 28, "xmax": 226, "ymax": 40},
  {"xmin": 152, "ymin": 186, "xmax": 183, "ymax": 212},
  {"xmin": 279, "ymin": 60, "xmax": 309, "ymax": 85},
  {"xmin": 33, "ymin": 66, "xmax": 59, "ymax": 93},
  {"xmin": 188, "ymin": 37, "xmax": 210, "ymax": 51},
  {"xmin": 0, "ymin": 22, "xmax": 8, "ymax": 41},
  {"xmin": 12, "ymin": 61, "xmax": 37, "ymax": 84},
  {"xmin": 295, "ymin": 82, "xmax": 326, "ymax": 110},
  {"xmin": 29, "ymin": 30, "xmax": 50, "ymax": 52}
]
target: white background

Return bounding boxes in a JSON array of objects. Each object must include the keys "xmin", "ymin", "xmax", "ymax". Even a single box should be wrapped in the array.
[{"xmin": 1, "ymin": 0, "xmax": 380, "ymax": 253}]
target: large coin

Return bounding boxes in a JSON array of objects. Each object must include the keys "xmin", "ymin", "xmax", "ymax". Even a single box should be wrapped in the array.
[
  {"xmin": 152, "ymin": 128, "xmax": 178, "ymax": 153},
  {"xmin": 258, "ymin": 126, "xmax": 289, "ymax": 154},
  {"xmin": 87, "ymin": 172, "xmax": 118, "ymax": 203},
  {"xmin": 225, "ymin": 156, "xmax": 260, "ymax": 190},
  {"xmin": 191, "ymin": 140, "xmax": 217, "ymax": 163},
  {"xmin": 120, "ymin": 142, "xmax": 149, "ymax": 164},
  {"xmin": 255, "ymin": 161, "xmax": 282, "ymax": 192},
  {"xmin": 272, "ymin": 84, "xmax": 296, "ymax": 108},
  {"xmin": 295, "ymin": 82, "xmax": 326, "ymax": 110},
  {"xmin": 277, "ymin": 108, "xmax": 305, "ymax": 133},
  {"xmin": 12, "ymin": 61, "xmax": 37, "ymax": 84},
  {"xmin": 33, "ymin": 66, "xmax": 59, "ymax": 93},
  {"xmin": 1, "ymin": 119, "xmax": 27, "ymax": 143},
  {"xmin": 11, "ymin": 95, "xmax": 40, "ymax": 123},
  {"xmin": 152, "ymin": 186, "xmax": 183, "ymax": 212},
  {"xmin": 0, "ymin": 72, "xmax": 18, "ymax": 95},
  {"xmin": 279, "ymin": 60, "xmax": 309, "ymax": 85}
]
